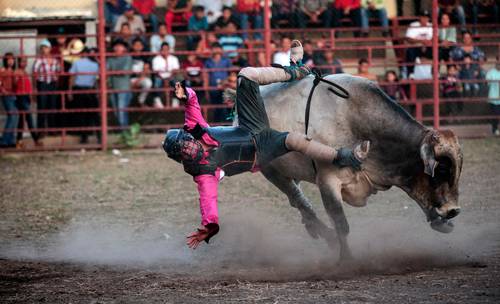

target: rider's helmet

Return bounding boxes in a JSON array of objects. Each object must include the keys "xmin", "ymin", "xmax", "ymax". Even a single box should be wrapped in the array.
[{"xmin": 163, "ymin": 129, "xmax": 204, "ymax": 163}]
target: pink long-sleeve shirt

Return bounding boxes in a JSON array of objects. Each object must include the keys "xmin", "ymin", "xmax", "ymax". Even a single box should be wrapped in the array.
[{"xmin": 184, "ymin": 87, "xmax": 221, "ymax": 226}]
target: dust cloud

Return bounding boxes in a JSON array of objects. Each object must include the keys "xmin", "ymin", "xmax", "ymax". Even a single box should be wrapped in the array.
[{"xmin": 1, "ymin": 208, "xmax": 498, "ymax": 281}]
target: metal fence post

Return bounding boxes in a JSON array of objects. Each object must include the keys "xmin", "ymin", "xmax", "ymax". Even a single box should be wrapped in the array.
[
  {"xmin": 98, "ymin": 0, "xmax": 108, "ymax": 150},
  {"xmin": 432, "ymin": 0, "xmax": 440, "ymax": 129},
  {"xmin": 264, "ymin": 0, "xmax": 271, "ymax": 66}
]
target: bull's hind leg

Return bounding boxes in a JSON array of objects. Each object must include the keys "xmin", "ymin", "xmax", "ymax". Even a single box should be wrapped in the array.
[
  {"xmin": 317, "ymin": 171, "xmax": 353, "ymax": 262},
  {"xmin": 261, "ymin": 166, "xmax": 337, "ymax": 246}
]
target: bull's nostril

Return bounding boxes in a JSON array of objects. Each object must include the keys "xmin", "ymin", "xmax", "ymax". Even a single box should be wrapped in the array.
[{"xmin": 446, "ymin": 208, "xmax": 461, "ymax": 219}]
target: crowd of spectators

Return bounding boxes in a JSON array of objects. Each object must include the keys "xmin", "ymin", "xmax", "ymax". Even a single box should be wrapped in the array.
[{"xmin": 1, "ymin": 0, "xmax": 500, "ymax": 148}]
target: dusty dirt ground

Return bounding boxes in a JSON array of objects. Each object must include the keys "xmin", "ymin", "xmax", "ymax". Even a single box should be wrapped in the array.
[{"xmin": 1, "ymin": 138, "xmax": 499, "ymax": 303}]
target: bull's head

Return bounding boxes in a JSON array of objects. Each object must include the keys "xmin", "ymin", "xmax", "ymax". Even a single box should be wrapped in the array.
[{"xmin": 406, "ymin": 129, "xmax": 463, "ymax": 233}]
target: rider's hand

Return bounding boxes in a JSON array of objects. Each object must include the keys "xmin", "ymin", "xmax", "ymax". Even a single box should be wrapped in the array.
[
  {"xmin": 174, "ymin": 82, "xmax": 187, "ymax": 100},
  {"xmin": 186, "ymin": 223, "xmax": 220, "ymax": 249}
]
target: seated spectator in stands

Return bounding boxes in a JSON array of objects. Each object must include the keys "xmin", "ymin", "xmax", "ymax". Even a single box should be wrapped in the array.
[
  {"xmin": 486, "ymin": 56, "xmax": 500, "ymax": 136},
  {"xmin": 132, "ymin": 0, "xmax": 159, "ymax": 33},
  {"xmin": 68, "ymin": 47, "xmax": 100, "ymax": 144},
  {"xmin": 381, "ymin": 70, "xmax": 407, "ymax": 102},
  {"xmin": 273, "ymin": 36, "xmax": 292, "ymax": 66},
  {"xmin": 105, "ymin": 0, "xmax": 128, "ymax": 30},
  {"xmin": 188, "ymin": 5, "xmax": 209, "ymax": 50},
  {"xmin": 152, "ymin": 42, "xmax": 180, "ymax": 108},
  {"xmin": 107, "ymin": 39, "xmax": 133, "ymax": 128},
  {"xmin": 15, "ymin": 57, "xmax": 40, "ymax": 147},
  {"xmin": 214, "ymin": 6, "xmax": 239, "ymax": 30},
  {"xmin": 402, "ymin": 10, "xmax": 433, "ymax": 79},
  {"xmin": 331, "ymin": 0, "xmax": 363, "ymax": 37},
  {"xmin": 204, "ymin": 43, "xmax": 232, "ymax": 121},
  {"xmin": 438, "ymin": 0, "xmax": 466, "ymax": 33},
  {"xmin": 182, "ymin": 54, "xmax": 204, "ymax": 88},
  {"xmin": 468, "ymin": 0, "xmax": 499, "ymax": 35},
  {"xmin": 150, "ymin": 23, "xmax": 176, "ymax": 52},
  {"xmin": 316, "ymin": 50, "xmax": 344, "ymax": 75},
  {"xmin": 165, "ymin": 0, "xmax": 193, "ymax": 34},
  {"xmin": 438, "ymin": 13, "xmax": 457, "ymax": 63},
  {"xmin": 450, "ymin": 31, "xmax": 485, "ymax": 67},
  {"xmin": 355, "ymin": 58, "xmax": 377, "ymax": 81},
  {"xmin": 360, "ymin": 0, "xmax": 389, "ymax": 36},
  {"xmin": 196, "ymin": 0, "xmax": 231, "ymax": 25},
  {"xmin": 33, "ymin": 40, "xmax": 61, "ymax": 138},
  {"xmin": 118, "ymin": 23, "xmax": 135, "ymax": 46},
  {"xmin": 302, "ymin": 40, "xmax": 315, "ymax": 67},
  {"xmin": 114, "ymin": 4, "xmax": 146, "ymax": 34},
  {"xmin": 236, "ymin": 0, "xmax": 263, "ymax": 40},
  {"xmin": 130, "ymin": 38, "xmax": 153, "ymax": 107},
  {"xmin": 271, "ymin": 0, "xmax": 299, "ymax": 28},
  {"xmin": 459, "ymin": 54, "xmax": 482, "ymax": 97},
  {"xmin": 297, "ymin": 0, "xmax": 331, "ymax": 28},
  {"xmin": 219, "ymin": 21, "xmax": 244, "ymax": 59},
  {"xmin": 0, "ymin": 52, "xmax": 18, "ymax": 148},
  {"xmin": 440, "ymin": 64, "xmax": 463, "ymax": 116}
]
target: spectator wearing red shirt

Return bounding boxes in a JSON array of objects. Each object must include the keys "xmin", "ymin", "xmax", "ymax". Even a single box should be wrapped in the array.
[
  {"xmin": 330, "ymin": 0, "xmax": 363, "ymax": 37},
  {"xmin": 236, "ymin": 0, "xmax": 263, "ymax": 40},
  {"xmin": 165, "ymin": 0, "xmax": 193, "ymax": 34},
  {"xmin": 132, "ymin": 0, "xmax": 159, "ymax": 33},
  {"xmin": 15, "ymin": 57, "xmax": 40, "ymax": 146},
  {"xmin": 181, "ymin": 54, "xmax": 204, "ymax": 88}
]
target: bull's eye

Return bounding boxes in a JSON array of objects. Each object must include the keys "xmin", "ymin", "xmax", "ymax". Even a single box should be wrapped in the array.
[{"xmin": 430, "ymin": 157, "xmax": 452, "ymax": 187}]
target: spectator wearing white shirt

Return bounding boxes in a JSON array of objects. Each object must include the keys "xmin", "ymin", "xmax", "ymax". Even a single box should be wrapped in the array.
[
  {"xmin": 152, "ymin": 42, "xmax": 180, "ymax": 108},
  {"xmin": 402, "ymin": 10, "xmax": 433, "ymax": 78},
  {"xmin": 150, "ymin": 23, "xmax": 176, "ymax": 52},
  {"xmin": 114, "ymin": 4, "xmax": 146, "ymax": 34},
  {"xmin": 272, "ymin": 36, "xmax": 292, "ymax": 66}
]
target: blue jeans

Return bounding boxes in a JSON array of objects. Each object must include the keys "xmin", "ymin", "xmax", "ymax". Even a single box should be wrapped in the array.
[
  {"xmin": 145, "ymin": 13, "xmax": 159, "ymax": 33},
  {"xmin": 239, "ymin": 12, "xmax": 263, "ymax": 40},
  {"xmin": 16, "ymin": 95, "xmax": 38, "ymax": 142},
  {"xmin": 1, "ymin": 96, "xmax": 18, "ymax": 145},
  {"xmin": 109, "ymin": 92, "xmax": 131, "ymax": 128},
  {"xmin": 361, "ymin": 8, "xmax": 389, "ymax": 31}
]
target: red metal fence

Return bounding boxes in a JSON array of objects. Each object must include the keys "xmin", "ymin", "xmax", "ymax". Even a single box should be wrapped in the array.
[{"xmin": 1, "ymin": 0, "xmax": 499, "ymax": 152}]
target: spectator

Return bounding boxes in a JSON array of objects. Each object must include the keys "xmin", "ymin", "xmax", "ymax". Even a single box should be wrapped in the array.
[
  {"xmin": 107, "ymin": 39, "xmax": 133, "ymax": 128},
  {"xmin": 114, "ymin": 4, "xmax": 146, "ymax": 34},
  {"xmin": 469, "ymin": 0, "xmax": 499, "ymax": 35},
  {"xmin": 150, "ymin": 23, "xmax": 176, "ymax": 52},
  {"xmin": 316, "ymin": 50, "xmax": 344, "ymax": 75},
  {"xmin": 355, "ymin": 58, "xmax": 377, "ymax": 81},
  {"xmin": 132, "ymin": 0, "xmax": 159, "ymax": 33},
  {"xmin": 438, "ymin": 13, "xmax": 457, "ymax": 63},
  {"xmin": 68, "ymin": 48, "xmax": 100, "ymax": 144},
  {"xmin": 486, "ymin": 56, "xmax": 500, "ymax": 136},
  {"xmin": 182, "ymin": 54, "xmax": 204, "ymax": 88},
  {"xmin": 33, "ymin": 39, "xmax": 61, "ymax": 137},
  {"xmin": 188, "ymin": 5, "xmax": 209, "ymax": 50},
  {"xmin": 271, "ymin": 0, "xmax": 299, "ymax": 28},
  {"xmin": 204, "ymin": 42, "xmax": 232, "ymax": 121},
  {"xmin": 402, "ymin": 10, "xmax": 433, "ymax": 79},
  {"xmin": 438, "ymin": 0, "xmax": 466, "ymax": 33},
  {"xmin": 381, "ymin": 70, "xmax": 407, "ymax": 101},
  {"xmin": 302, "ymin": 40, "xmax": 315, "ymax": 67},
  {"xmin": 273, "ymin": 36, "xmax": 292, "ymax": 66},
  {"xmin": 256, "ymin": 51, "xmax": 267, "ymax": 67},
  {"xmin": 236, "ymin": 0, "xmax": 263, "ymax": 40},
  {"xmin": 331, "ymin": 0, "xmax": 363, "ymax": 37},
  {"xmin": 195, "ymin": 0, "xmax": 232, "ymax": 25},
  {"xmin": 105, "ymin": 0, "xmax": 128, "ymax": 30},
  {"xmin": 214, "ymin": 6, "xmax": 239, "ymax": 30},
  {"xmin": 15, "ymin": 57, "xmax": 40, "ymax": 147},
  {"xmin": 51, "ymin": 27, "xmax": 68, "ymax": 57},
  {"xmin": 450, "ymin": 31, "xmax": 485, "ymax": 67},
  {"xmin": 118, "ymin": 22, "xmax": 135, "ymax": 46},
  {"xmin": 297, "ymin": 0, "xmax": 331, "ymax": 28},
  {"xmin": 459, "ymin": 54, "xmax": 482, "ymax": 97},
  {"xmin": 152, "ymin": 42, "xmax": 180, "ymax": 108},
  {"xmin": 440, "ymin": 64, "xmax": 463, "ymax": 117},
  {"xmin": 360, "ymin": 0, "xmax": 390, "ymax": 36},
  {"xmin": 0, "ymin": 52, "xmax": 18, "ymax": 148},
  {"xmin": 165, "ymin": 0, "xmax": 193, "ymax": 34},
  {"xmin": 130, "ymin": 38, "xmax": 153, "ymax": 107},
  {"xmin": 219, "ymin": 21, "xmax": 244, "ymax": 58}
]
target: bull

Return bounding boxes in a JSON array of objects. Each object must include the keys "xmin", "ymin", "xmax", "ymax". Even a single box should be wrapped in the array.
[{"xmin": 253, "ymin": 74, "xmax": 463, "ymax": 261}]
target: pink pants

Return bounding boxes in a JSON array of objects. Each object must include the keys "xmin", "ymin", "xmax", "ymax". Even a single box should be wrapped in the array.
[{"xmin": 194, "ymin": 168, "xmax": 222, "ymax": 226}]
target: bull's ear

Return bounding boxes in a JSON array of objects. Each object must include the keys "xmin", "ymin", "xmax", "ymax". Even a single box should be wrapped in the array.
[{"xmin": 420, "ymin": 133, "xmax": 439, "ymax": 177}]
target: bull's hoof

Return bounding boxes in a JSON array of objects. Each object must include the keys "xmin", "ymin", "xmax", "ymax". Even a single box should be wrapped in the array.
[{"xmin": 302, "ymin": 217, "xmax": 320, "ymax": 239}]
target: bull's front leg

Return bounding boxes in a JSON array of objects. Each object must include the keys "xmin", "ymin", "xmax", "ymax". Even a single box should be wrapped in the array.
[
  {"xmin": 260, "ymin": 166, "xmax": 337, "ymax": 244},
  {"xmin": 317, "ymin": 170, "xmax": 353, "ymax": 262}
]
